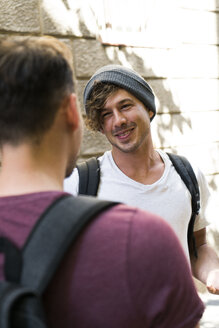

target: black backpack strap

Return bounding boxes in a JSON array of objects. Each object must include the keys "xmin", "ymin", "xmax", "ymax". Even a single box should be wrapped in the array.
[
  {"xmin": 0, "ymin": 237, "xmax": 22, "ymax": 283},
  {"xmin": 20, "ymin": 195, "xmax": 118, "ymax": 294},
  {"xmin": 0, "ymin": 280, "xmax": 47, "ymax": 328},
  {"xmin": 167, "ymin": 153, "xmax": 200, "ymax": 257},
  {"xmin": 77, "ymin": 157, "xmax": 100, "ymax": 196}
]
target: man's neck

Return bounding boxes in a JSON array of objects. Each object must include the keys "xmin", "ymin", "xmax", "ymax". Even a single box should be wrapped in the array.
[
  {"xmin": 111, "ymin": 147, "xmax": 165, "ymax": 185},
  {"xmin": 0, "ymin": 144, "xmax": 64, "ymax": 196}
]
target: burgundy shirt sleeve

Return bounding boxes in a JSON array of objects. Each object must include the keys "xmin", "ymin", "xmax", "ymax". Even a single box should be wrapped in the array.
[{"xmin": 128, "ymin": 207, "xmax": 204, "ymax": 327}]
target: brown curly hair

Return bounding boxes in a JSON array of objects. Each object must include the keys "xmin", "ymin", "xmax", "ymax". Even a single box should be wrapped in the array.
[{"xmin": 84, "ymin": 81, "xmax": 121, "ymax": 131}]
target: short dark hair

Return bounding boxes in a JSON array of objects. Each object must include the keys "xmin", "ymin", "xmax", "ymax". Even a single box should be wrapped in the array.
[
  {"xmin": 85, "ymin": 82, "xmax": 120, "ymax": 131},
  {"xmin": 0, "ymin": 36, "xmax": 74, "ymax": 145}
]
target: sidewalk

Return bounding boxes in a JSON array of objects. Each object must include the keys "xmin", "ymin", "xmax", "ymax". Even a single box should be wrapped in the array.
[{"xmin": 199, "ymin": 292, "xmax": 219, "ymax": 327}]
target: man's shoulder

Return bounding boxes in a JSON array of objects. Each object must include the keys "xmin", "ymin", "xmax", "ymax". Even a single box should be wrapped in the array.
[
  {"xmin": 97, "ymin": 203, "xmax": 173, "ymax": 240},
  {"xmin": 0, "ymin": 191, "xmax": 66, "ymax": 208},
  {"xmin": 98, "ymin": 150, "xmax": 111, "ymax": 166}
]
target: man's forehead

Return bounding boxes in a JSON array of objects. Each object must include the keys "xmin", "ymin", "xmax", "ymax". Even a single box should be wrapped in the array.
[{"xmin": 103, "ymin": 89, "xmax": 137, "ymax": 108}]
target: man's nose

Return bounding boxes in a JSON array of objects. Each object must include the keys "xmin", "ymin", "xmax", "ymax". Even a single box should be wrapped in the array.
[{"xmin": 113, "ymin": 110, "xmax": 127, "ymax": 126}]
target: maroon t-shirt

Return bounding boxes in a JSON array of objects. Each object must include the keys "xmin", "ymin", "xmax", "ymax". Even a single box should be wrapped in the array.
[{"xmin": 0, "ymin": 191, "xmax": 204, "ymax": 327}]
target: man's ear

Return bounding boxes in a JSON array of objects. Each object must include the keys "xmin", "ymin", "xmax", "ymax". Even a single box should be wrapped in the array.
[
  {"xmin": 148, "ymin": 110, "xmax": 154, "ymax": 120},
  {"xmin": 66, "ymin": 93, "xmax": 80, "ymax": 130}
]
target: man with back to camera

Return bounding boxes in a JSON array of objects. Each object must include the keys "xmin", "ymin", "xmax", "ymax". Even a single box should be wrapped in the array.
[
  {"xmin": 64, "ymin": 64, "xmax": 219, "ymax": 296},
  {"xmin": 0, "ymin": 36, "xmax": 204, "ymax": 327}
]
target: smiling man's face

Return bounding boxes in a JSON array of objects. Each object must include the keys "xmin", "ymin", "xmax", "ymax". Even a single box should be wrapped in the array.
[{"xmin": 100, "ymin": 89, "xmax": 153, "ymax": 154}]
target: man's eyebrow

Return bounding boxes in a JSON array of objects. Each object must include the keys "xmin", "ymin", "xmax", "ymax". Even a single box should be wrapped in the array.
[
  {"xmin": 103, "ymin": 98, "xmax": 133, "ymax": 110},
  {"xmin": 118, "ymin": 98, "xmax": 133, "ymax": 104}
]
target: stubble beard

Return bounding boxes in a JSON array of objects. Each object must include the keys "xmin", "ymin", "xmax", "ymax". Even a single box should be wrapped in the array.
[{"xmin": 110, "ymin": 126, "xmax": 150, "ymax": 154}]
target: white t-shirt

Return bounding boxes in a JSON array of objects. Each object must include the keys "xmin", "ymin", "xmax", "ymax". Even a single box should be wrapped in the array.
[{"xmin": 64, "ymin": 149, "xmax": 210, "ymax": 260}]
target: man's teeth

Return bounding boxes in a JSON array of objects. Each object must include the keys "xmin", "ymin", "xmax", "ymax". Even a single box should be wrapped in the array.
[{"xmin": 118, "ymin": 131, "xmax": 129, "ymax": 136}]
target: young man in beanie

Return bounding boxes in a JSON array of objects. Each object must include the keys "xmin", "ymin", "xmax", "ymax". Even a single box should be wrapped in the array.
[
  {"xmin": 0, "ymin": 38, "xmax": 204, "ymax": 327},
  {"xmin": 65, "ymin": 64, "xmax": 219, "ymax": 295}
]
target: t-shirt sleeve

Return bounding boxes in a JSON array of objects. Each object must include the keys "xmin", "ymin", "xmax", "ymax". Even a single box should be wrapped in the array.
[
  {"xmin": 128, "ymin": 208, "xmax": 204, "ymax": 327},
  {"xmin": 193, "ymin": 166, "xmax": 210, "ymax": 232},
  {"xmin": 63, "ymin": 168, "xmax": 79, "ymax": 196}
]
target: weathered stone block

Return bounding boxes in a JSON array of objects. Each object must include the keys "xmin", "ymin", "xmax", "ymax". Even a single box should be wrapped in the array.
[
  {"xmin": 41, "ymin": 0, "xmax": 96, "ymax": 37},
  {"xmin": 178, "ymin": 9, "xmax": 219, "ymax": 45},
  {"xmin": 169, "ymin": 45, "xmax": 219, "ymax": 78},
  {"xmin": 152, "ymin": 111, "xmax": 219, "ymax": 149},
  {"xmin": 179, "ymin": 0, "xmax": 219, "ymax": 11},
  {"xmin": 204, "ymin": 174, "xmax": 219, "ymax": 255},
  {"xmin": 162, "ymin": 142, "xmax": 219, "ymax": 176},
  {"xmin": 74, "ymin": 80, "xmax": 87, "ymax": 114},
  {"xmin": 80, "ymin": 128, "xmax": 111, "ymax": 156},
  {"xmin": 0, "ymin": 0, "xmax": 40, "ymax": 32},
  {"xmin": 119, "ymin": 47, "xmax": 173, "ymax": 78},
  {"xmin": 72, "ymin": 39, "xmax": 118, "ymax": 78},
  {"xmin": 72, "ymin": 39, "xmax": 170, "ymax": 79},
  {"xmin": 150, "ymin": 79, "xmax": 219, "ymax": 114}
]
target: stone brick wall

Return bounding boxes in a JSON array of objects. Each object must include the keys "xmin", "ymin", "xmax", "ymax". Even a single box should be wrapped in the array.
[{"xmin": 0, "ymin": 0, "xmax": 219, "ymax": 263}]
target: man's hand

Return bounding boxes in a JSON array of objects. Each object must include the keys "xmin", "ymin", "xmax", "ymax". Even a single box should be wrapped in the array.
[
  {"xmin": 206, "ymin": 269, "xmax": 219, "ymax": 294},
  {"xmin": 191, "ymin": 228, "xmax": 219, "ymax": 294}
]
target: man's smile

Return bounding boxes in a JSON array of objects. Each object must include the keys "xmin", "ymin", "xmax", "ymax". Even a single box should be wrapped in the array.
[{"xmin": 112, "ymin": 124, "xmax": 136, "ymax": 138}]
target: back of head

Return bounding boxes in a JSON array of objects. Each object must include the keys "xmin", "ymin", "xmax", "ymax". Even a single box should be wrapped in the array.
[{"xmin": 0, "ymin": 36, "xmax": 74, "ymax": 145}]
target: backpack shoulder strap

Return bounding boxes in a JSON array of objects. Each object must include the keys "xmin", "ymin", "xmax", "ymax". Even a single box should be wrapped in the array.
[
  {"xmin": 167, "ymin": 153, "xmax": 200, "ymax": 215},
  {"xmin": 77, "ymin": 157, "xmax": 100, "ymax": 196},
  {"xmin": 167, "ymin": 152, "xmax": 200, "ymax": 257},
  {"xmin": 20, "ymin": 195, "xmax": 118, "ymax": 294}
]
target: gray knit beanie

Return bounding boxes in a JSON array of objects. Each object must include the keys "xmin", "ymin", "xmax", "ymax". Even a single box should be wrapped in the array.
[{"xmin": 83, "ymin": 64, "xmax": 156, "ymax": 121}]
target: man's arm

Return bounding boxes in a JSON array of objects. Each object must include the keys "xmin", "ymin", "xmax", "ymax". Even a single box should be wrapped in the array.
[{"xmin": 191, "ymin": 228, "xmax": 219, "ymax": 294}]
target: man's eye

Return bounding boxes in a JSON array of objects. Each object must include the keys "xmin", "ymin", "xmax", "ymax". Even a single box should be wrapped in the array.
[
  {"xmin": 101, "ymin": 112, "xmax": 110, "ymax": 119},
  {"xmin": 122, "ymin": 103, "xmax": 131, "ymax": 109}
]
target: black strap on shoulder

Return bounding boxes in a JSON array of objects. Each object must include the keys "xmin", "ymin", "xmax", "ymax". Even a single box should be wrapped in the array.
[
  {"xmin": 167, "ymin": 153, "xmax": 200, "ymax": 257},
  {"xmin": 77, "ymin": 157, "xmax": 100, "ymax": 196},
  {"xmin": 19, "ymin": 195, "xmax": 118, "ymax": 294},
  {"xmin": 0, "ymin": 237, "xmax": 22, "ymax": 283}
]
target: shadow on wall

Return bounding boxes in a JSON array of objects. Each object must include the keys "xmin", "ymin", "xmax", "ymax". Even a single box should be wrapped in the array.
[
  {"xmin": 117, "ymin": 47, "xmax": 191, "ymax": 150},
  {"xmin": 61, "ymin": 0, "xmax": 70, "ymax": 10},
  {"xmin": 45, "ymin": 1, "xmax": 218, "ymax": 197}
]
